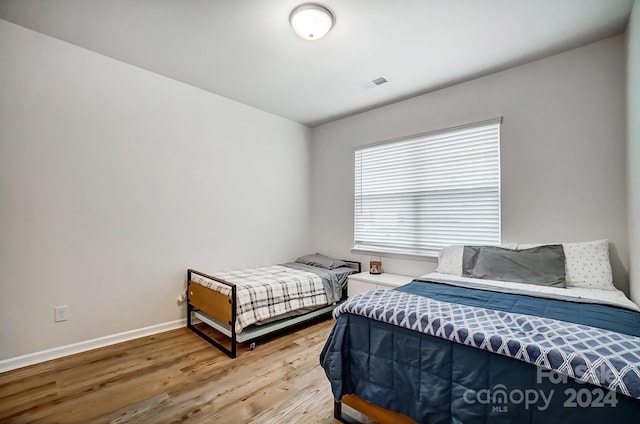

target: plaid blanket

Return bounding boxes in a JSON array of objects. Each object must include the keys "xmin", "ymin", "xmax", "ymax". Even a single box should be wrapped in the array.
[{"xmin": 191, "ymin": 265, "xmax": 328, "ymax": 332}]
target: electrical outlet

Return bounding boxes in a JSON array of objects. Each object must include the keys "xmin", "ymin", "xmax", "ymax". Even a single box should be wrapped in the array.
[{"xmin": 54, "ymin": 305, "xmax": 69, "ymax": 322}]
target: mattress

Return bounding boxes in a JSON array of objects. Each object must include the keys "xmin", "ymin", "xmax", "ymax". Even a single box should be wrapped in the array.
[
  {"xmin": 190, "ymin": 263, "xmax": 354, "ymax": 332},
  {"xmin": 423, "ymin": 272, "xmax": 639, "ymax": 311}
]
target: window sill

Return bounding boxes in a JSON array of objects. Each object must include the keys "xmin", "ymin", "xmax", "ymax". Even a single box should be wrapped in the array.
[{"xmin": 350, "ymin": 248, "xmax": 438, "ymax": 263}]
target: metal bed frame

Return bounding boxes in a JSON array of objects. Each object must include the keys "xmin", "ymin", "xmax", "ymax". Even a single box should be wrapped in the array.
[{"xmin": 186, "ymin": 260, "xmax": 361, "ymax": 358}]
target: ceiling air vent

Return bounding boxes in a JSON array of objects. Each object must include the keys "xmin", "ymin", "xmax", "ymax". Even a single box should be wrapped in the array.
[{"xmin": 371, "ymin": 77, "xmax": 388, "ymax": 86}]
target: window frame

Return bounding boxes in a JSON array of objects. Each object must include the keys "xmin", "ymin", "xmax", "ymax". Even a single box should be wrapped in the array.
[{"xmin": 352, "ymin": 117, "xmax": 502, "ymax": 259}]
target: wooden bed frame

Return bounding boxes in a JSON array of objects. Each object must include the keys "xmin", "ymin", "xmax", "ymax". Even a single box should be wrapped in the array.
[
  {"xmin": 334, "ymin": 395, "xmax": 417, "ymax": 424},
  {"xmin": 186, "ymin": 260, "xmax": 361, "ymax": 358}
]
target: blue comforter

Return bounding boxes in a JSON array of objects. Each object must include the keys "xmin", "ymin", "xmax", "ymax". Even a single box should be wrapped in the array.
[{"xmin": 320, "ymin": 280, "xmax": 640, "ymax": 423}]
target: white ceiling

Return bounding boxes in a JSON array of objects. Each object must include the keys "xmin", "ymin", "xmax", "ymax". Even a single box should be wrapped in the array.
[{"xmin": 0, "ymin": 0, "xmax": 634, "ymax": 126}]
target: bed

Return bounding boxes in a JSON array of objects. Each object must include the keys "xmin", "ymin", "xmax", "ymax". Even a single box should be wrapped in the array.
[
  {"xmin": 187, "ymin": 254, "xmax": 360, "ymax": 358},
  {"xmin": 320, "ymin": 241, "xmax": 640, "ymax": 423}
]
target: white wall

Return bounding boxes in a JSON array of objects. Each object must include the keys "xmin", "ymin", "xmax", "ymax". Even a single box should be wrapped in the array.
[
  {"xmin": 0, "ymin": 20, "xmax": 312, "ymax": 360},
  {"xmin": 628, "ymin": 1, "xmax": 640, "ymax": 305},
  {"xmin": 310, "ymin": 36, "xmax": 629, "ymax": 294}
]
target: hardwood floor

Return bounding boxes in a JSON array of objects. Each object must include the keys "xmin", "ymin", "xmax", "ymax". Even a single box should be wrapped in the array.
[{"xmin": 0, "ymin": 319, "xmax": 371, "ymax": 424}]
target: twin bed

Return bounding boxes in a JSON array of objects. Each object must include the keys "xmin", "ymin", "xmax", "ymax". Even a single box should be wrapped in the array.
[
  {"xmin": 186, "ymin": 254, "xmax": 360, "ymax": 358},
  {"xmin": 320, "ymin": 241, "xmax": 640, "ymax": 423}
]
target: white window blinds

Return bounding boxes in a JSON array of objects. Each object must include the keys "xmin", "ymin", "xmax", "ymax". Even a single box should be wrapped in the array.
[{"xmin": 354, "ymin": 118, "xmax": 501, "ymax": 257}]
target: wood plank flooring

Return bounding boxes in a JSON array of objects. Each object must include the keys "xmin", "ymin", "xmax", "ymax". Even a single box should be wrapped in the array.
[{"xmin": 0, "ymin": 319, "xmax": 372, "ymax": 424}]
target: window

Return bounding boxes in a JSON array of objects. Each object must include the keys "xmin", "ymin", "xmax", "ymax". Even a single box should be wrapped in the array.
[{"xmin": 354, "ymin": 118, "xmax": 501, "ymax": 257}]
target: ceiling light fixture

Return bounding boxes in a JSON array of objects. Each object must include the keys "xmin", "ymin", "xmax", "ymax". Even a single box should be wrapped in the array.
[{"xmin": 289, "ymin": 3, "xmax": 335, "ymax": 41}]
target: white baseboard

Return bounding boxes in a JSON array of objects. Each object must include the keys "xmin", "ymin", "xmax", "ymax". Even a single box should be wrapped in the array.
[{"xmin": 0, "ymin": 319, "xmax": 187, "ymax": 373}]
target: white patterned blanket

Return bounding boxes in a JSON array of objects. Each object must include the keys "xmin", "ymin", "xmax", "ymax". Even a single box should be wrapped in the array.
[
  {"xmin": 334, "ymin": 289, "xmax": 640, "ymax": 399},
  {"xmin": 191, "ymin": 265, "xmax": 328, "ymax": 332}
]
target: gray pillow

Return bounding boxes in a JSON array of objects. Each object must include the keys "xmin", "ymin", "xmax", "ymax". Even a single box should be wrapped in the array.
[
  {"xmin": 462, "ymin": 245, "xmax": 567, "ymax": 288},
  {"xmin": 295, "ymin": 253, "xmax": 347, "ymax": 270}
]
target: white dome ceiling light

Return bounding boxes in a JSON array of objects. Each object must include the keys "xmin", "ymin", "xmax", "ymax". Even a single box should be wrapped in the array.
[{"xmin": 289, "ymin": 3, "xmax": 335, "ymax": 41}]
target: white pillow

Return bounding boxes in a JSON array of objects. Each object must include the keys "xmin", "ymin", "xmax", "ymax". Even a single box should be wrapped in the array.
[
  {"xmin": 436, "ymin": 245, "xmax": 464, "ymax": 275},
  {"xmin": 436, "ymin": 243, "xmax": 517, "ymax": 276},
  {"xmin": 518, "ymin": 239, "xmax": 614, "ymax": 290},
  {"xmin": 563, "ymin": 240, "xmax": 615, "ymax": 290}
]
